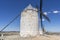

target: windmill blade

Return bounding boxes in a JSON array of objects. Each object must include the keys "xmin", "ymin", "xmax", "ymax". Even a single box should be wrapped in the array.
[
  {"xmin": 40, "ymin": 0, "xmax": 50, "ymax": 35},
  {"xmin": 40, "ymin": 0, "xmax": 50, "ymax": 22},
  {"xmin": 0, "ymin": 13, "xmax": 20, "ymax": 31},
  {"xmin": 40, "ymin": 0, "xmax": 43, "ymax": 12},
  {"xmin": 40, "ymin": 0, "xmax": 43, "ymax": 28},
  {"xmin": 40, "ymin": 0, "xmax": 43, "ymax": 32},
  {"xmin": 40, "ymin": 0, "xmax": 43, "ymax": 23},
  {"xmin": 41, "ymin": 23, "xmax": 46, "ymax": 33},
  {"xmin": 42, "ymin": 13, "xmax": 50, "ymax": 22},
  {"xmin": 40, "ymin": 0, "xmax": 47, "ymax": 34}
]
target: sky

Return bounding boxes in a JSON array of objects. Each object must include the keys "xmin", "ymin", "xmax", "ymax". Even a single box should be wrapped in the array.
[{"xmin": 0, "ymin": 0, "xmax": 60, "ymax": 32}]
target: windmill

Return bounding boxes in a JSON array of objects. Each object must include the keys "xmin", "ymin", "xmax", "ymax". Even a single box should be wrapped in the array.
[
  {"xmin": 36, "ymin": 0, "xmax": 50, "ymax": 34},
  {"xmin": 0, "ymin": 0, "xmax": 50, "ymax": 36}
]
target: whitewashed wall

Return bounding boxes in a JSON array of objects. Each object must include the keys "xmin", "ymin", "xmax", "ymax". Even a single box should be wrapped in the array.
[{"xmin": 20, "ymin": 4, "xmax": 39, "ymax": 37}]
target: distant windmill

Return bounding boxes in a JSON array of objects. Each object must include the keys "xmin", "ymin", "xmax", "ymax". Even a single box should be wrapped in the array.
[{"xmin": 36, "ymin": 0, "xmax": 50, "ymax": 34}]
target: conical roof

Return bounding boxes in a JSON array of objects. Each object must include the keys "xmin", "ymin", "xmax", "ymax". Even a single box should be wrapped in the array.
[{"xmin": 24, "ymin": 4, "xmax": 37, "ymax": 11}]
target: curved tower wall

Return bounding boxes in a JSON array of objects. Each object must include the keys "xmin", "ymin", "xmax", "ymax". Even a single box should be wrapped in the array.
[{"xmin": 20, "ymin": 4, "xmax": 39, "ymax": 37}]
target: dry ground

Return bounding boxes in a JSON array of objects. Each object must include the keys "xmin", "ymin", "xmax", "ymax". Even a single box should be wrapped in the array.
[{"xmin": 0, "ymin": 34, "xmax": 60, "ymax": 40}]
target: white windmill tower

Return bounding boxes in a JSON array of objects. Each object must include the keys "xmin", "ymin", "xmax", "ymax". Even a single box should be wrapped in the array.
[{"xmin": 20, "ymin": 4, "xmax": 39, "ymax": 37}]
